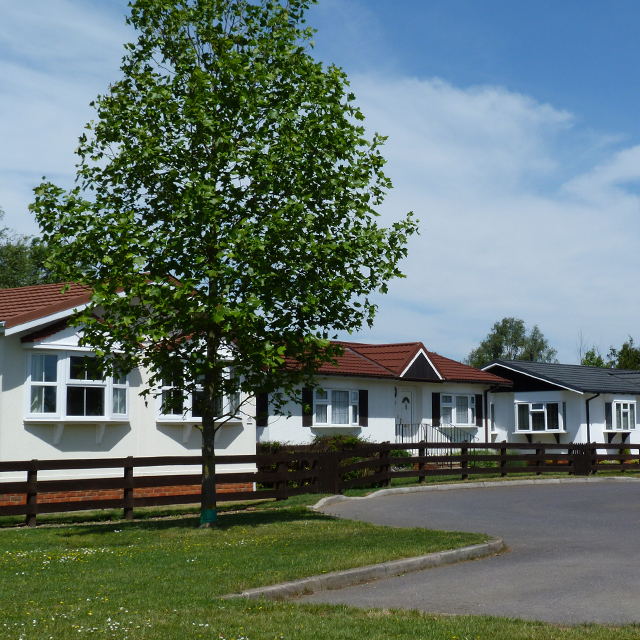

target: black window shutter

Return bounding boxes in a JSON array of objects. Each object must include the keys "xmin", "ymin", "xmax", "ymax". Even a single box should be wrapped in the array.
[
  {"xmin": 302, "ymin": 387, "xmax": 313, "ymax": 427},
  {"xmin": 432, "ymin": 392, "xmax": 441, "ymax": 427},
  {"xmin": 255, "ymin": 392, "xmax": 269, "ymax": 428},
  {"xmin": 605, "ymin": 402, "xmax": 612, "ymax": 429},
  {"xmin": 475, "ymin": 394, "xmax": 484, "ymax": 427},
  {"xmin": 359, "ymin": 390, "xmax": 369, "ymax": 427}
]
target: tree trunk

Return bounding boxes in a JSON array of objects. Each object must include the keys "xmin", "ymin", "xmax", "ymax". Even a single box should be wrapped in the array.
[{"xmin": 200, "ymin": 416, "xmax": 217, "ymax": 527}]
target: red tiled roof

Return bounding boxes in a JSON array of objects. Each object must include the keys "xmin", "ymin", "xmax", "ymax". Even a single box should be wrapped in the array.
[
  {"xmin": 325, "ymin": 341, "xmax": 511, "ymax": 385},
  {"xmin": 426, "ymin": 351, "xmax": 511, "ymax": 384},
  {"xmin": 0, "ymin": 283, "xmax": 92, "ymax": 329}
]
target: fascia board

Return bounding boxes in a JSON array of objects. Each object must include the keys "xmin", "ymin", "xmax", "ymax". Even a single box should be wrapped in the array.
[
  {"xmin": 4, "ymin": 305, "xmax": 88, "ymax": 337},
  {"xmin": 484, "ymin": 362, "xmax": 583, "ymax": 394},
  {"xmin": 400, "ymin": 348, "xmax": 443, "ymax": 380}
]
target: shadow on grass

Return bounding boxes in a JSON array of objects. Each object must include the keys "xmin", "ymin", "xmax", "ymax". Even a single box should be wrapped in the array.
[{"xmin": 50, "ymin": 505, "xmax": 338, "ymax": 538}]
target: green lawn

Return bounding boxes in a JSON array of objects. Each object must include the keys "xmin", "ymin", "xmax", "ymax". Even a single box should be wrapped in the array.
[{"xmin": 2, "ymin": 487, "xmax": 640, "ymax": 639}]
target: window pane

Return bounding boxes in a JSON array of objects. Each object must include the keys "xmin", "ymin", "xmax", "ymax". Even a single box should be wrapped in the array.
[
  {"xmin": 631, "ymin": 405, "xmax": 636, "ymax": 429},
  {"xmin": 85, "ymin": 387, "xmax": 104, "ymax": 416},
  {"xmin": 66, "ymin": 387, "xmax": 84, "ymax": 416},
  {"xmin": 616, "ymin": 403, "xmax": 622, "ymax": 429},
  {"xmin": 192, "ymin": 390, "xmax": 203, "ymax": 418},
  {"xmin": 162, "ymin": 389, "xmax": 183, "ymax": 415},
  {"xmin": 442, "ymin": 395, "xmax": 452, "ymax": 404},
  {"xmin": 31, "ymin": 386, "xmax": 57, "ymax": 414},
  {"xmin": 547, "ymin": 403, "xmax": 559, "ymax": 430},
  {"xmin": 113, "ymin": 388, "xmax": 127, "ymax": 415},
  {"xmin": 332, "ymin": 390, "xmax": 349, "ymax": 424},
  {"xmin": 316, "ymin": 389, "xmax": 328, "ymax": 400},
  {"xmin": 316, "ymin": 404, "xmax": 327, "ymax": 423},
  {"xmin": 517, "ymin": 404, "xmax": 529, "ymax": 430},
  {"xmin": 32, "ymin": 354, "xmax": 57, "ymax": 383},
  {"xmin": 531, "ymin": 412, "xmax": 545, "ymax": 431},
  {"xmin": 441, "ymin": 406, "xmax": 452, "ymax": 424},
  {"xmin": 455, "ymin": 396, "xmax": 469, "ymax": 424}
]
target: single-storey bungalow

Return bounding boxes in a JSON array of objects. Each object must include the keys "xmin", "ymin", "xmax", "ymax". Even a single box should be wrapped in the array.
[
  {"xmin": 483, "ymin": 360, "xmax": 640, "ymax": 445},
  {"xmin": 257, "ymin": 341, "xmax": 511, "ymax": 445},
  {"xmin": 0, "ymin": 283, "xmax": 256, "ymax": 483}
]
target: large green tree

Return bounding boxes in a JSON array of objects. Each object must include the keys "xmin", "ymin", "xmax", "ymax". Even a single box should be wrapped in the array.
[
  {"xmin": 466, "ymin": 317, "xmax": 558, "ymax": 368},
  {"xmin": 31, "ymin": 0, "xmax": 417, "ymax": 526},
  {"xmin": 0, "ymin": 209, "xmax": 53, "ymax": 289}
]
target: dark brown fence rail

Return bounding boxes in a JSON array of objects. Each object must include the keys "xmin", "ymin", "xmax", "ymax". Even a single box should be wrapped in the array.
[{"xmin": 1, "ymin": 442, "xmax": 638, "ymax": 526}]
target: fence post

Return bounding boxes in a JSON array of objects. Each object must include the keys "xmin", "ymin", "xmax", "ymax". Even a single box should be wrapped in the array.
[
  {"xmin": 379, "ymin": 446, "xmax": 391, "ymax": 488},
  {"xmin": 460, "ymin": 442, "xmax": 468, "ymax": 481},
  {"xmin": 123, "ymin": 456, "xmax": 134, "ymax": 520},
  {"xmin": 317, "ymin": 451, "xmax": 340, "ymax": 495},
  {"xmin": 418, "ymin": 442, "xmax": 426, "ymax": 484},
  {"xmin": 275, "ymin": 458, "xmax": 288, "ymax": 500},
  {"xmin": 25, "ymin": 460, "xmax": 38, "ymax": 528},
  {"xmin": 535, "ymin": 447, "xmax": 543, "ymax": 475},
  {"xmin": 499, "ymin": 441, "xmax": 507, "ymax": 478}
]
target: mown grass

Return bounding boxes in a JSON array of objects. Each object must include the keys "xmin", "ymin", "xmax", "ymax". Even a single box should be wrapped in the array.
[
  {"xmin": 2, "ymin": 488, "xmax": 640, "ymax": 638},
  {"xmin": 1, "ymin": 504, "xmax": 488, "ymax": 639}
]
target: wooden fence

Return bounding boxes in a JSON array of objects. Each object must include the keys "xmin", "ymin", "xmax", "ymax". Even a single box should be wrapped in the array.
[{"xmin": 1, "ymin": 442, "xmax": 638, "ymax": 526}]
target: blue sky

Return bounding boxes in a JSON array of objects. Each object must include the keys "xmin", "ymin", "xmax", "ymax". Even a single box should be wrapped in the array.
[{"xmin": 2, "ymin": 0, "xmax": 640, "ymax": 364}]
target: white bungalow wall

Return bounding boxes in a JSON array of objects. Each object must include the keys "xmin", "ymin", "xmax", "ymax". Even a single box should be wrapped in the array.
[
  {"xmin": 487, "ymin": 390, "xmax": 640, "ymax": 445},
  {"xmin": 0, "ymin": 327, "xmax": 256, "ymax": 482},
  {"xmin": 255, "ymin": 378, "xmax": 492, "ymax": 445}
]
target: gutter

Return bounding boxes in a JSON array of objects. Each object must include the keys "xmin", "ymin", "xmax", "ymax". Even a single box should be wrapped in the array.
[{"xmin": 585, "ymin": 393, "xmax": 600, "ymax": 443}]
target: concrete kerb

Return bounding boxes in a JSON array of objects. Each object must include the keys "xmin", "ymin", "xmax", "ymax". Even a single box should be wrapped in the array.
[
  {"xmin": 310, "ymin": 475, "xmax": 640, "ymax": 511},
  {"xmin": 222, "ymin": 477, "xmax": 639, "ymax": 602},
  {"xmin": 222, "ymin": 537, "xmax": 505, "ymax": 601}
]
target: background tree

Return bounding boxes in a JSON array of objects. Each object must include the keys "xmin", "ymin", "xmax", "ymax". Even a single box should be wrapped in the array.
[
  {"xmin": 607, "ymin": 337, "xmax": 640, "ymax": 370},
  {"xmin": 581, "ymin": 347, "xmax": 606, "ymax": 367},
  {"xmin": 0, "ymin": 209, "xmax": 53, "ymax": 288},
  {"xmin": 466, "ymin": 317, "xmax": 558, "ymax": 368},
  {"xmin": 31, "ymin": 0, "xmax": 417, "ymax": 526}
]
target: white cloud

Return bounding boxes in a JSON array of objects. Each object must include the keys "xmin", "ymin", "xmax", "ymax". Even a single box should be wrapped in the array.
[
  {"xmin": 337, "ymin": 75, "xmax": 640, "ymax": 363},
  {"xmin": 3, "ymin": 5, "xmax": 640, "ymax": 365}
]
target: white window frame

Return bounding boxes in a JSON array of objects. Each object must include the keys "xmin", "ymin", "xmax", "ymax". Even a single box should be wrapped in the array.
[
  {"xmin": 515, "ymin": 401, "xmax": 565, "ymax": 433},
  {"xmin": 157, "ymin": 367, "xmax": 240, "ymax": 422},
  {"xmin": 314, "ymin": 389, "xmax": 359, "ymax": 426},
  {"xmin": 440, "ymin": 394, "xmax": 476, "ymax": 426},
  {"xmin": 605, "ymin": 400, "xmax": 637, "ymax": 431},
  {"xmin": 25, "ymin": 350, "xmax": 129, "ymax": 421}
]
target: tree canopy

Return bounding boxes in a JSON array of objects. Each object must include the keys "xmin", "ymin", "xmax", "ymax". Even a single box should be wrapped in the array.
[
  {"xmin": 0, "ymin": 209, "xmax": 53, "ymax": 289},
  {"xmin": 31, "ymin": 0, "xmax": 417, "ymax": 525},
  {"xmin": 466, "ymin": 317, "xmax": 558, "ymax": 368},
  {"xmin": 607, "ymin": 337, "xmax": 640, "ymax": 370}
]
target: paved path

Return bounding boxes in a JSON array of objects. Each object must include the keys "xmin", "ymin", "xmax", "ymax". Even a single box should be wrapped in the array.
[{"xmin": 300, "ymin": 480, "xmax": 640, "ymax": 624}]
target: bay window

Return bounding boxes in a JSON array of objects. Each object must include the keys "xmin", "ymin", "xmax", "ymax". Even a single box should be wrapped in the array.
[
  {"xmin": 605, "ymin": 401, "xmax": 636, "ymax": 431},
  {"xmin": 158, "ymin": 369, "xmax": 239, "ymax": 421},
  {"xmin": 26, "ymin": 351, "xmax": 128, "ymax": 420},
  {"xmin": 515, "ymin": 402, "xmax": 565, "ymax": 432}
]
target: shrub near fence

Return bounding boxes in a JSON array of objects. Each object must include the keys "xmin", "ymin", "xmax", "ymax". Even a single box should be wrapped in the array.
[{"xmin": 1, "ymin": 443, "xmax": 639, "ymax": 526}]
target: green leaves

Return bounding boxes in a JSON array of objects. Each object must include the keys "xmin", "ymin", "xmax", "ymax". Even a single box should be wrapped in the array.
[{"xmin": 30, "ymin": 0, "xmax": 417, "ymax": 421}]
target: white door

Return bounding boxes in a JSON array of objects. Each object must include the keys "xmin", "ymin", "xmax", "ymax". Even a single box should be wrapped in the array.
[{"xmin": 396, "ymin": 388, "xmax": 413, "ymax": 426}]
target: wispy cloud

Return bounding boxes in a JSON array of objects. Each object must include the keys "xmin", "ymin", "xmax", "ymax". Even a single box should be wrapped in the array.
[{"xmin": 341, "ymin": 75, "xmax": 640, "ymax": 363}]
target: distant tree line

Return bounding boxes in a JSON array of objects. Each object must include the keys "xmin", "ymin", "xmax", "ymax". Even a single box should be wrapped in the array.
[{"xmin": 0, "ymin": 208, "xmax": 54, "ymax": 289}]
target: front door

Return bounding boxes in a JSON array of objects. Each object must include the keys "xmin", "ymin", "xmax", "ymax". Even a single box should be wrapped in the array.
[{"xmin": 396, "ymin": 388, "xmax": 414, "ymax": 426}]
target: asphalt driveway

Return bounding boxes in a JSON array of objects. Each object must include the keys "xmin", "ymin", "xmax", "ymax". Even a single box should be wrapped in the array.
[{"xmin": 300, "ymin": 479, "xmax": 640, "ymax": 624}]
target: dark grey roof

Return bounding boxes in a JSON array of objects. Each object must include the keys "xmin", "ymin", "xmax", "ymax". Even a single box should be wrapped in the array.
[{"xmin": 483, "ymin": 360, "xmax": 640, "ymax": 394}]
